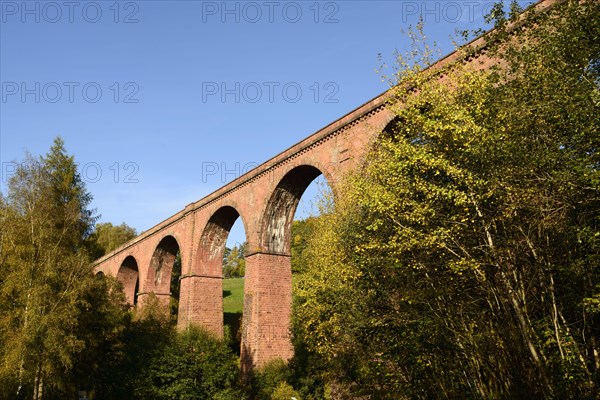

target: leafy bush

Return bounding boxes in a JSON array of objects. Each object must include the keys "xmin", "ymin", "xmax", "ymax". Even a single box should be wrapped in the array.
[
  {"xmin": 134, "ymin": 326, "xmax": 245, "ymax": 400},
  {"xmin": 252, "ymin": 359, "xmax": 296, "ymax": 399}
]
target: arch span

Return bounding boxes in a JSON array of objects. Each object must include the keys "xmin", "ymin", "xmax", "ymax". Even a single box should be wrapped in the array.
[
  {"xmin": 196, "ymin": 206, "xmax": 246, "ymax": 276},
  {"xmin": 141, "ymin": 236, "xmax": 180, "ymax": 311},
  {"xmin": 260, "ymin": 165, "xmax": 324, "ymax": 254},
  {"xmin": 178, "ymin": 206, "xmax": 247, "ymax": 336},
  {"xmin": 241, "ymin": 164, "xmax": 330, "ymax": 371},
  {"xmin": 117, "ymin": 255, "xmax": 139, "ymax": 306},
  {"xmin": 381, "ymin": 116, "xmax": 403, "ymax": 139}
]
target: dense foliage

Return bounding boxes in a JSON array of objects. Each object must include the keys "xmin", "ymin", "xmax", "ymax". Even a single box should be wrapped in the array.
[
  {"xmin": 88, "ymin": 222, "xmax": 137, "ymax": 259},
  {"xmin": 295, "ymin": 1, "xmax": 600, "ymax": 398},
  {"xmin": 134, "ymin": 325, "xmax": 244, "ymax": 400},
  {"xmin": 0, "ymin": 138, "xmax": 127, "ymax": 399},
  {"xmin": 223, "ymin": 243, "xmax": 246, "ymax": 278},
  {"xmin": 291, "ymin": 218, "xmax": 318, "ymax": 274},
  {"xmin": 0, "ymin": 140, "xmax": 247, "ymax": 399}
]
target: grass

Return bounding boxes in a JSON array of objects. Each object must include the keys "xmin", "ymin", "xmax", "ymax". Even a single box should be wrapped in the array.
[
  {"xmin": 223, "ymin": 278, "xmax": 244, "ymax": 354},
  {"xmin": 223, "ymin": 277, "xmax": 244, "ymax": 313}
]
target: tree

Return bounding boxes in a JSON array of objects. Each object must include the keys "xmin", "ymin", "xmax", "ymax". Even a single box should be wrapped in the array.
[
  {"xmin": 90, "ymin": 293, "xmax": 174, "ymax": 399},
  {"xmin": 89, "ymin": 296, "xmax": 247, "ymax": 399},
  {"xmin": 88, "ymin": 222, "xmax": 137, "ymax": 259},
  {"xmin": 170, "ymin": 252, "xmax": 182, "ymax": 321},
  {"xmin": 251, "ymin": 359, "xmax": 300, "ymax": 400},
  {"xmin": 133, "ymin": 326, "xmax": 245, "ymax": 400},
  {"xmin": 295, "ymin": 2, "xmax": 600, "ymax": 398},
  {"xmin": 291, "ymin": 218, "xmax": 317, "ymax": 274},
  {"xmin": 223, "ymin": 243, "xmax": 246, "ymax": 278},
  {"xmin": 0, "ymin": 138, "xmax": 128, "ymax": 399}
]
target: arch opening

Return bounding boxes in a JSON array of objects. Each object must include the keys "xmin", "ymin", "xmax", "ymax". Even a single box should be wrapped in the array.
[
  {"xmin": 145, "ymin": 235, "xmax": 181, "ymax": 320},
  {"xmin": 241, "ymin": 164, "xmax": 332, "ymax": 371},
  {"xmin": 381, "ymin": 116, "xmax": 403, "ymax": 139},
  {"xmin": 195, "ymin": 206, "xmax": 243, "ymax": 275},
  {"xmin": 117, "ymin": 256, "xmax": 139, "ymax": 306},
  {"xmin": 190, "ymin": 206, "xmax": 247, "ymax": 351},
  {"xmin": 261, "ymin": 165, "xmax": 325, "ymax": 254}
]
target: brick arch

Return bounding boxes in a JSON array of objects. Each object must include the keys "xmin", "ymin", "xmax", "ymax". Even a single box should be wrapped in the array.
[
  {"xmin": 381, "ymin": 116, "xmax": 403, "ymax": 139},
  {"xmin": 143, "ymin": 235, "xmax": 180, "ymax": 307},
  {"xmin": 117, "ymin": 255, "xmax": 139, "ymax": 306},
  {"xmin": 240, "ymin": 164, "xmax": 331, "ymax": 371},
  {"xmin": 177, "ymin": 206, "xmax": 247, "ymax": 336},
  {"xmin": 260, "ymin": 164, "xmax": 326, "ymax": 254},
  {"xmin": 195, "ymin": 205, "xmax": 247, "ymax": 276}
]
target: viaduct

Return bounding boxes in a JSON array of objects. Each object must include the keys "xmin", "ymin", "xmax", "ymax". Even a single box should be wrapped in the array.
[
  {"xmin": 93, "ymin": 0, "xmax": 558, "ymax": 373},
  {"xmin": 94, "ymin": 90, "xmax": 395, "ymax": 371}
]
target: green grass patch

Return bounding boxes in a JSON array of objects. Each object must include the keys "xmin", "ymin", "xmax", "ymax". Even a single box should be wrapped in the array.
[
  {"xmin": 223, "ymin": 277, "xmax": 244, "ymax": 314},
  {"xmin": 223, "ymin": 278, "xmax": 244, "ymax": 354}
]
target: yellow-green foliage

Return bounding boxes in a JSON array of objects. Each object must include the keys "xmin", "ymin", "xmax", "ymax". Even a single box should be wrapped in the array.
[
  {"xmin": 295, "ymin": 190, "xmax": 363, "ymax": 360},
  {"xmin": 294, "ymin": 2, "xmax": 600, "ymax": 398},
  {"xmin": 271, "ymin": 382, "xmax": 301, "ymax": 400}
]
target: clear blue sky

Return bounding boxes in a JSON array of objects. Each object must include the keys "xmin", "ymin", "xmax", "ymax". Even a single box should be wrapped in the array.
[{"xmin": 0, "ymin": 0, "xmax": 531, "ymax": 246}]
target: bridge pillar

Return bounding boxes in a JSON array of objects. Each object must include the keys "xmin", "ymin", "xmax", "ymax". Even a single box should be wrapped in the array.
[
  {"xmin": 241, "ymin": 252, "xmax": 293, "ymax": 373},
  {"xmin": 178, "ymin": 275, "xmax": 223, "ymax": 337}
]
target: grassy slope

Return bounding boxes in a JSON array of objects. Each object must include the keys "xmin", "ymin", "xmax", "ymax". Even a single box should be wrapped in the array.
[
  {"xmin": 223, "ymin": 277, "xmax": 244, "ymax": 313},
  {"xmin": 223, "ymin": 278, "xmax": 244, "ymax": 354}
]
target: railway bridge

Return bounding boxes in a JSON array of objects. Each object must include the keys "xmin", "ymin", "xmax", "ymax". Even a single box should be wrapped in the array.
[
  {"xmin": 92, "ymin": 0, "xmax": 556, "ymax": 368},
  {"xmin": 93, "ymin": 90, "xmax": 395, "ymax": 370}
]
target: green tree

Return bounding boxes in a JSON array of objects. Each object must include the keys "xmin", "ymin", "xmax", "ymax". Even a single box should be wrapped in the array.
[
  {"xmin": 296, "ymin": 2, "xmax": 600, "ymax": 398},
  {"xmin": 170, "ymin": 252, "xmax": 182, "ymax": 321},
  {"xmin": 291, "ymin": 218, "xmax": 317, "ymax": 274},
  {"xmin": 90, "ymin": 294, "xmax": 173, "ymax": 399},
  {"xmin": 88, "ymin": 222, "xmax": 137, "ymax": 259},
  {"xmin": 0, "ymin": 138, "xmax": 127, "ymax": 399},
  {"xmin": 133, "ymin": 326, "xmax": 245, "ymax": 400},
  {"xmin": 252, "ymin": 359, "xmax": 297, "ymax": 400},
  {"xmin": 90, "ymin": 296, "xmax": 245, "ymax": 399},
  {"xmin": 223, "ymin": 243, "xmax": 246, "ymax": 278}
]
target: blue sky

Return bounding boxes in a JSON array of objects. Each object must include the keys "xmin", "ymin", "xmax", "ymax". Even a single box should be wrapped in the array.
[{"xmin": 0, "ymin": 0, "xmax": 531, "ymax": 246}]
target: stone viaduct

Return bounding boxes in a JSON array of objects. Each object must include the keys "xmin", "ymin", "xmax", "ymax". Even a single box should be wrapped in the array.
[
  {"xmin": 94, "ymin": 90, "xmax": 395, "ymax": 370},
  {"xmin": 92, "ymin": 0, "xmax": 558, "ymax": 373}
]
